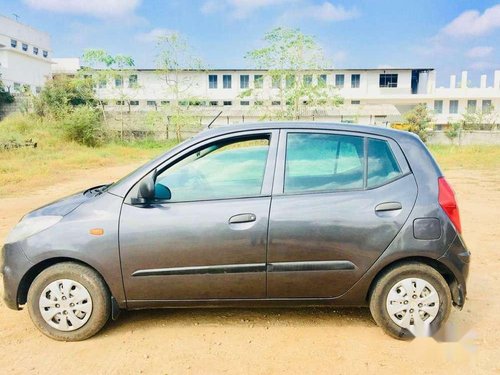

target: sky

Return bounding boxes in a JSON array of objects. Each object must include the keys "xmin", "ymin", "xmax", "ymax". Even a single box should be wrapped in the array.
[{"xmin": 1, "ymin": 0, "xmax": 499, "ymax": 86}]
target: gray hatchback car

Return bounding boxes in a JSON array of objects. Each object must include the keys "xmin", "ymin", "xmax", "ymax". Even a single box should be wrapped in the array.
[{"xmin": 1, "ymin": 122, "xmax": 470, "ymax": 341}]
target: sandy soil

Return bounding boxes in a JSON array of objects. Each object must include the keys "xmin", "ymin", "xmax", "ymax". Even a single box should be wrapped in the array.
[{"xmin": 0, "ymin": 164, "xmax": 498, "ymax": 374}]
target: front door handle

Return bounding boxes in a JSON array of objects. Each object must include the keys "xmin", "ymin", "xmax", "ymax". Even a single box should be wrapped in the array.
[
  {"xmin": 375, "ymin": 202, "xmax": 402, "ymax": 212},
  {"xmin": 229, "ymin": 213, "xmax": 256, "ymax": 224}
]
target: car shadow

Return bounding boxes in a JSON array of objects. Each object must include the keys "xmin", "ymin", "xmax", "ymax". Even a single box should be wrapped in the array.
[{"xmin": 100, "ymin": 306, "xmax": 375, "ymax": 335}]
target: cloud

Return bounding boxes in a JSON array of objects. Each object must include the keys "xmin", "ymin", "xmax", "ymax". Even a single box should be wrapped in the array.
[
  {"xmin": 201, "ymin": 0, "xmax": 294, "ymax": 19},
  {"xmin": 283, "ymin": 2, "xmax": 359, "ymax": 22},
  {"xmin": 466, "ymin": 46, "xmax": 493, "ymax": 58},
  {"xmin": 441, "ymin": 4, "xmax": 500, "ymax": 37},
  {"xmin": 23, "ymin": 0, "xmax": 141, "ymax": 18},
  {"xmin": 135, "ymin": 28, "xmax": 177, "ymax": 43},
  {"xmin": 469, "ymin": 61, "xmax": 497, "ymax": 70}
]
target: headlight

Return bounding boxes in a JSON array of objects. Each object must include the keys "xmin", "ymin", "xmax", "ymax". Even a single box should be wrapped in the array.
[{"xmin": 5, "ymin": 215, "xmax": 62, "ymax": 244}]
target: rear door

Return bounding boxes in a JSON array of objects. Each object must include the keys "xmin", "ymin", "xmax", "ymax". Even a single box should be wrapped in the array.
[{"xmin": 267, "ymin": 130, "xmax": 417, "ymax": 298}]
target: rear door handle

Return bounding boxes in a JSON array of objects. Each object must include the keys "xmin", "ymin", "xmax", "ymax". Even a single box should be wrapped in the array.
[
  {"xmin": 375, "ymin": 202, "xmax": 402, "ymax": 212},
  {"xmin": 229, "ymin": 213, "xmax": 256, "ymax": 224}
]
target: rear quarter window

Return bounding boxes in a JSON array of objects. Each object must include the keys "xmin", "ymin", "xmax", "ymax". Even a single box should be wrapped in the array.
[{"xmin": 367, "ymin": 138, "xmax": 402, "ymax": 188}]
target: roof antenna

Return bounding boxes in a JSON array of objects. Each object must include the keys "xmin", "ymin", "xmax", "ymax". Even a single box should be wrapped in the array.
[
  {"xmin": 12, "ymin": 13, "xmax": 20, "ymax": 21},
  {"xmin": 207, "ymin": 111, "xmax": 222, "ymax": 129}
]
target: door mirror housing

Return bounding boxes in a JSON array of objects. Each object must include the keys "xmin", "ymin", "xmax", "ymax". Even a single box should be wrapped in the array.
[
  {"xmin": 132, "ymin": 170, "xmax": 171, "ymax": 205},
  {"xmin": 138, "ymin": 175, "xmax": 155, "ymax": 201}
]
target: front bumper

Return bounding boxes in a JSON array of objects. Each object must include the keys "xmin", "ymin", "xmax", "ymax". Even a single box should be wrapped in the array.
[
  {"xmin": 438, "ymin": 234, "xmax": 470, "ymax": 308},
  {"xmin": 1, "ymin": 242, "xmax": 34, "ymax": 310}
]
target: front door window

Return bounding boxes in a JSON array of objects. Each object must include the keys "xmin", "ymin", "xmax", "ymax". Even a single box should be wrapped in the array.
[{"xmin": 155, "ymin": 137, "xmax": 270, "ymax": 202}]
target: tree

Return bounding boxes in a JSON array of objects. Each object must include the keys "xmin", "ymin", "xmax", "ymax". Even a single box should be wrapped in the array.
[
  {"xmin": 155, "ymin": 32, "xmax": 205, "ymax": 141},
  {"xmin": 0, "ymin": 74, "xmax": 15, "ymax": 115},
  {"xmin": 245, "ymin": 27, "xmax": 343, "ymax": 120},
  {"xmin": 81, "ymin": 49, "xmax": 136, "ymax": 140},
  {"xmin": 404, "ymin": 103, "xmax": 433, "ymax": 142}
]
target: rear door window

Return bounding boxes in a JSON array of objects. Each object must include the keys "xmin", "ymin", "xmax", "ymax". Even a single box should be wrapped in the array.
[
  {"xmin": 367, "ymin": 138, "xmax": 402, "ymax": 188},
  {"xmin": 284, "ymin": 133, "xmax": 364, "ymax": 193}
]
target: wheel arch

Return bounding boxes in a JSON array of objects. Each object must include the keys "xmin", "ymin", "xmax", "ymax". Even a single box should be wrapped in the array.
[
  {"xmin": 17, "ymin": 257, "xmax": 114, "ymax": 307},
  {"xmin": 366, "ymin": 256, "xmax": 460, "ymax": 306}
]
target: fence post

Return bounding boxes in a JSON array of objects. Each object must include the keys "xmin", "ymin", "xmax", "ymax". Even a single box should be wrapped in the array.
[{"xmin": 166, "ymin": 116, "xmax": 170, "ymax": 140}]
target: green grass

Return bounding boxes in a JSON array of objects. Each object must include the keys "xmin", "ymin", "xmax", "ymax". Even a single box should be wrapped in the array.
[
  {"xmin": 428, "ymin": 144, "xmax": 500, "ymax": 171},
  {"xmin": 0, "ymin": 113, "xmax": 179, "ymax": 196}
]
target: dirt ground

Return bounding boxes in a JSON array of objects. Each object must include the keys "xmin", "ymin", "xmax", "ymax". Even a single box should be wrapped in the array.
[{"xmin": 0, "ymin": 164, "xmax": 498, "ymax": 374}]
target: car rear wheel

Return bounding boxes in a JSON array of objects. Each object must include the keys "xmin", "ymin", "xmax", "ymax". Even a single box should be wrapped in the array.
[
  {"xmin": 369, "ymin": 262, "xmax": 451, "ymax": 340},
  {"xmin": 27, "ymin": 262, "xmax": 111, "ymax": 341}
]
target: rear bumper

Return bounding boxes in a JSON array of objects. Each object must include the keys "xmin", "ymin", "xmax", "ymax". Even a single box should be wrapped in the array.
[
  {"xmin": 438, "ymin": 234, "xmax": 470, "ymax": 308},
  {"xmin": 1, "ymin": 243, "xmax": 33, "ymax": 310}
]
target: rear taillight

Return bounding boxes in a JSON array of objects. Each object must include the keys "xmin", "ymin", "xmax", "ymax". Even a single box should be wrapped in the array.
[{"xmin": 438, "ymin": 177, "xmax": 462, "ymax": 234}]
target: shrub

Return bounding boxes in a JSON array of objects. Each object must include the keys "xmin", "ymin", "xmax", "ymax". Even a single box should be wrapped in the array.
[
  {"xmin": 62, "ymin": 106, "xmax": 104, "ymax": 147},
  {"xmin": 32, "ymin": 76, "xmax": 96, "ymax": 119}
]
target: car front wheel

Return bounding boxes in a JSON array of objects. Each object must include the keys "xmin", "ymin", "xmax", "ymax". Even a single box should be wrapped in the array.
[
  {"xmin": 369, "ymin": 262, "xmax": 452, "ymax": 340},
  {"xmin": 27, "ymin": 262, "xmax": 111, "ymax": 341}
]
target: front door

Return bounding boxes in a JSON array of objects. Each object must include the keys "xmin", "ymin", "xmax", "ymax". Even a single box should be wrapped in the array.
[
  {"xmin": 119, "ymin": 130, "xmax": 278, "ymax": 301},
  {"xmin": 267, "ymin": 130, "xmax": 417, "ymax": 298}
]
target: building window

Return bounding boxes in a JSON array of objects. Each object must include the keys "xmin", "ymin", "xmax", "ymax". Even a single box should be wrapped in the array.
[
  {"xmin": 255, "ymin": 100, "xmax": 263, "ymax": 106},
  {"xmin": 33, "ymin": 47, "xmax": 39, "ymax": 55},
  {"xmin": 303, "ymin": 74, "xmax": 313, "ymax": 87},
  {"xmin": 351, "ymin": 100, "xmax": 361, "ymax": 105},
  {"xmin": 449, "ymin": 100, "xmax": 459, "ymax": 114},
  {"xmin": 129, "ymin": 74, "xmax": 138, "ymax": 87},
  {"xmin": 11, "ymin": 39, "xmax": 17, "ymax": 48},
  {"xmin": 240, "ymin": 101, "xmax": 250, "ymax": 106},
  {"xmin": 351, "ymin": 74, "xmax": 360, "ymax": 88},
  {"xmin": 434, "ymin": 100, "xmax": 443, "ymax": 114},
  {"xmin": 286, "ymin": 74, "xmax": 295, "ymax": 88},
  {"xmin": 272, "ymin": 101, "xmax": 281, "ymax": 106},
  {"xmin": 482, "ymin": 100, "xmax": 492, "ymax": 113},
  {"xmin": 272, "ymin": 76, "xmax": 281, "ymax": 89},
  {"xmin": 254, "ymin": 75, "xmax": 263, "ymax": 89},
  {"xmin": 222, "ymin": 74, "xmax": 232, "ymax": 89},
  {"xmin": 116, "ymin": 100, "xmax": 124, "ymax": 105},
  {"xmin": 467, "ymin": 100, "xmax": 477, "ymax": 113},
  {"xmin": 223, "ymin": 101, "xmax": 232, "ymax": 106},
  {"xmin": 209, "ymin": 101, "xmax": 218, "ymax": 106},
  {"xmin": 13, "ymin": 82, "xmax": 21, "ymax": 92},
  {"xmin": 22, "ymin": 43, "xmax": 28, "ymax": 52},
  {"xmin": 335, "ymin": 74, "xmax": 345, "ymax": 88},
  {"xmin": 43, "ymin": 50, "xmax": 48, "ymax": 58},
  {"xmin": 240, "ymin": 75, "xmax": 249, "ymax": 89},
  {"xmin": 160, "ymin": 101, "xmax": 170, "ymax": 105},
  {"xmin": 318, "ymin": 74, "xmax": 327, "ymax": 87},
  {"xmin": 147, "ymin": 100, "xmax": 156, "ymax": 106},
  {"xmin": 98, "ymin": 79, "xmax": 107, "ymax": 89},
  {"xmin": 130, "ymin": 100, "xmax": 139, "ymax": 106},
  {"xmin": 379, "ymin": 74, "xmax": 398, "ymax": 88},
  {"xmin": 208, "ymin": 75, "xmax": 218, "ymax": 89},
  {"xmin": 115, "ymin": 77, "xmax": 123, "ymax": 87},
  {"xmin": 35, "ymin": 86, "xmax": 41, "ymax": 93}
]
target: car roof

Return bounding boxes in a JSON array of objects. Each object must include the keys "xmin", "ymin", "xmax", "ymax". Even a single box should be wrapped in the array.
[{"xmin": 195, "ymin": 122, "xmax": 416, "ymax": 142}]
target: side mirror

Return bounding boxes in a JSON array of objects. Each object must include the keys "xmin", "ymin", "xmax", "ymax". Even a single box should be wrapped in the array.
[{"xmin": 138, "ymin": 175, "xmax": 155, "ymax": 201}]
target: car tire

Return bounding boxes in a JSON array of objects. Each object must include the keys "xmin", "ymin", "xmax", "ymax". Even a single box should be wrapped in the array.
[
  {"xmin": 369, "ymin": 262, "xmax": 451, "ymax": 340},
  {"xmin": 27, "ymin": 262, "xmax": 111, "ymax": 341}
]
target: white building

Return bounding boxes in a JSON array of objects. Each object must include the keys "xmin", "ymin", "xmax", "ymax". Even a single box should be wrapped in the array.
[
  {"xmin": 52, "ymin": 60, "xmax": 500, "ymax": 128},
  {"xmin": 0, "ymin": 15, "xmax": 52, "ymax": 93}
]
